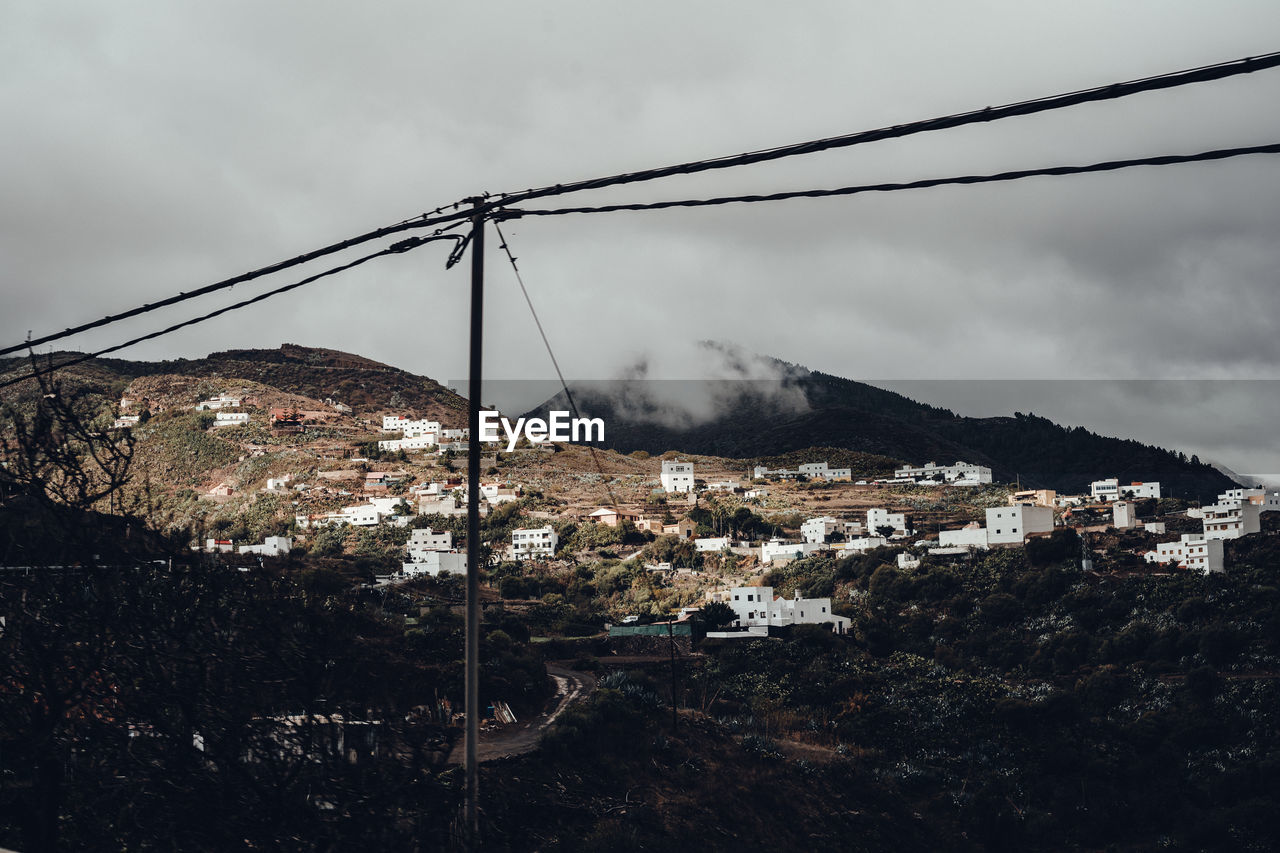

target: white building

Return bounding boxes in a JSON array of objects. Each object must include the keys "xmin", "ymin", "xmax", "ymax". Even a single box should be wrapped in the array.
[
  {"xmin": 1113, "ymin": 501, "xmax": 1137, "ymax": 530},
  {"xmin": 1145, "ymin": 535, "xmax": 1224, "ymax": 574},
  {"xmin": 897, "ymin": 552, "xmax": 921, "ymax": 570},
  {"xmin": 238, "ymin": 536, "xmax": 292, "ymax": 557},
  {"xmin": 985, "ymin": 505, "xmax": 1054, "ymax": 545},
  {"xmin": 402, "ymin": 550, "xmax": 467, "ymax": 577},
  {"xmin": 717, "ymin": 586, "xmax": 851, "ymax": 634},
  {"xmin": 759, "ymin": 538, "xmax": 823, "ymax": 564},
  {"xmin": 660, "ymin": 460, "xmax": 695, "ymax": 493},
  {"xmin": 1201, "ymin": 500, "xmax": 1261, "ymax": 541},
  {"xmin": 419, "ymin": 495, "xmax": 474, "ymax": 517},
  {"xmin": 378, "ymin": 435, "xmax": 438, "ymax": 453},
  {"xmin": 829, "ymin": 536, "xmax": 888, "ymax": 554},
  {"xmin": 265, "ymin": 474, "xmax": 293, "ymax": 492},
  {"xmin": 797, "ymin": 462, "xmax": 853, "ymax": 481},
  {"xmin": 480, "ymin": 482, "xmax": 521, "ymax": 504},
  {"xmin": 1218, "ymin": 488, "xmax": 1280, "ymax": 512},
  {"xmin": 336, "ymin": 497, "xmax": 413, "ymax": 527},
  {"xmin": 1091, "ymin": 479, "xmax": 1161, "ymax": 501},
  {"xmin": 407, "ymin": 527, "xmax": 452, "ymax": 554},
  {"xmin": 512, "ymin": 526, "xmax": 558, "ymax": 559},
  {"xmin": 195, "ymin": 394, "xmax": 242, "ymax": 411},
  {"xmin": 801, "ymin": 516, "xmax": 842, "ymax": 545},
  {"xmin": 753, "ymin": 461, "xmax": 851, "ymax": 482},
  {"xmin": 112, "ymin": 414, "xmax": 140, "ymax": 429},
  {"xmin": 938, "ymin": 522, "xmax": 989, "ymax": 549},
  {"xmin": 866, "ymin": 508, "xmax": 909, "ymax": 537},
  {"xmin": 894, "ymin": 461, "xmax": 993, "ymax": 485},
  {"xmin": 694, "ymin": 536, "xmax": 731, "ymax": 552},
  {"xmin": 214, "ymin": 412, "xmax": 250, "ymax": 426}
]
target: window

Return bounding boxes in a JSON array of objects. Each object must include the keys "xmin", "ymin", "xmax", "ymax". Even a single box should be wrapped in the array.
[{"xmin": 747, "ymin": 594, "xmax": 754, "ymax": 601}]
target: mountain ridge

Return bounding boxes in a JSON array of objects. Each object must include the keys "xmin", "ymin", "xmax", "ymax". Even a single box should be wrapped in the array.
[{"xmin": 521, "ymin": 350, "xmax": 1238, "ymax": 501}]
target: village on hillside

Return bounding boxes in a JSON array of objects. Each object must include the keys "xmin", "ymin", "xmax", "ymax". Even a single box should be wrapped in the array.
[{"xmin": 100, "ymin": 381, "xmax": 1280, "ymax": 638}]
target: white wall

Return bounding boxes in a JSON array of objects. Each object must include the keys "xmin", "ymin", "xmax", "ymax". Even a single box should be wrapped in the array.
[
  {"xmin": 939, "ymin": 525, "xmax": 989, "ymax": 548},
  {"xmin": 985, "ymin": 505, "xmax": 1053, "ymax": 545},
  {"xmin": 660, "ymin": 461, "xmax": 694, "ymax": 493}
]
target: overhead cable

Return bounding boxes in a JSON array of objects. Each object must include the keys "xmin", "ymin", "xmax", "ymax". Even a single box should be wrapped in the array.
[
  {"xmin": 495, "ymin": 142, "xmax": 1280, "ymax": 219},
  {"xmin": 4, "ymin": 50, "xmax": 1278, "ymax": 356},
  {"xmin": 493, "ymin": 220, "xmax": 620, "ymax": 510},
  {"xmin": 0, "ymin": 233, "xmax": 462, "ymax": 392}
]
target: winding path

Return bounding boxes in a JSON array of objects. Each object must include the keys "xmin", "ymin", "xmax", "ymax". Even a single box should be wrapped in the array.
[{"xmin": 448, "ymin": 663, "xmax": 595, "ymax": 764}]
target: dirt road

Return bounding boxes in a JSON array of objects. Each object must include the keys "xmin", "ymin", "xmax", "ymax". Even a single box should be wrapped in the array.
[{"xmin": 448, "ymin": 663, "xmax": 595, "ymax": 764}]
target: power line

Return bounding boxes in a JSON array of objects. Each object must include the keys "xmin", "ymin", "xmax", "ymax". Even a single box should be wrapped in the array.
[
  {"xmin": 5, "ymin": 49, "xmax": 1278, "ymax": 357},
  {"xmin": 4, "ymin": 140, "xmax": 1273, "ymax": 394},
  {"xmin": 493, "ymin": 220, "xmax": 621, "ymax": 511},
  {"xmin": 483, "ymin": 51, "xmax": 1280, "ymax": 207},
  {"xmin": 0, "ymin": 233, "xmax": 463, "ymax": 392},
  {"xmin": 0, "ymin": 219, "xmax": 471, "ymax": 360},
  {"xmin": 495, "ymin": 142, "xmax": 1280, "ymax": 219}
]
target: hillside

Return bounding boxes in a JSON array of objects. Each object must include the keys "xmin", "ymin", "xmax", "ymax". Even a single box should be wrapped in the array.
[
  {"xmin": 523, "ymin": 350, "xmax": 1238, "ymax": 501},
  {"xmin": 1, "ymin": 344, "xmax": 468, "ymax": 423}
]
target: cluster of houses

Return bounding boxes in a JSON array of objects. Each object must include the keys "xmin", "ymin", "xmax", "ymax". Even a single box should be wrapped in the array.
[
  {"xmin": 751, "ymin": 461, "xmax": 853, "ymax": 482},
  {"xmin": 704, "ymin": 585, "xmax": 851, "ymax": 636},
  {"xmin": 873, "ymin": 460, "xmax": 993, "ymax": 487},
  {"xmin": 294, "ymin": 475, "xmax": 522, "ymax": 529},
  {"xmin": 1145, "ymin": 487, "xmax": 1280, "ymax": 573},
  {"xmin": 581, "ymin": 506, "xmax": 695, "ymax": 537},
  {"xmin": 198, "ymin": 535, "xmax": 292, "ymax": 557},
  {"xmin": 378, "ymin": 416, "xmax": 469, "ymax": 455}
]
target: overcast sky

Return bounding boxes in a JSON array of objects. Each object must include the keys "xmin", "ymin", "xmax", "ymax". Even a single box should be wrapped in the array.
[{"xmin": 4, "ymin": 2, "xmax": 1280, "ymax": 474}]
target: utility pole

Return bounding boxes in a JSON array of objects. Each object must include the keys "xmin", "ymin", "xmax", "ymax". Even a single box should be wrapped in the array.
[
  {"xmin": 668, "ymin": 617, "xmax": 678, "ymax": 731},
  {"xmin": 464, "ymin": 199, "xmax": 485, "ymax": 846}
]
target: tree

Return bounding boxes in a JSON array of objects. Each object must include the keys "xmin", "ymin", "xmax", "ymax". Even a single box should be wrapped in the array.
[
  {"xmin": 699, "ymin": 601, "xmax": 737, "ymax": 630},
  {"xmin": 1, "ymin": 367, "xmax": 134, "ymax": 516}
]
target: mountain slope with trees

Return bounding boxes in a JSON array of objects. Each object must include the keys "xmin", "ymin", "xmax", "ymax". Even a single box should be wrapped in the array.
[{"xmin": 525, "ymin": 351, "xmax": 1236, "ymax": 501}]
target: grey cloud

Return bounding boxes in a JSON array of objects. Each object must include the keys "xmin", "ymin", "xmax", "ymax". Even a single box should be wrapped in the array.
[{"xmin": 5, "ymin": 0, "xmax": 1280, "ymax": 473}]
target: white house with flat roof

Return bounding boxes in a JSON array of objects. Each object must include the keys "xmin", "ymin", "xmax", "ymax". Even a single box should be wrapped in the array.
[
  {"xmin": 797, "ymin": 462, "xmax": 853, "ymax": 481},
  {"xmin": 1113, "ymin": 501, "xmax": 1137, "ymax": 530},
  {"xmin": 402, "ymin": 550, "xmax": 467, "ymax": 577},
  {"xmin": 717, "ymin": 586, "xmax": 850, "ymax": 634},
  {"xmin": 196, "ymin": 394, "xmax": 242, "ymax": 411},
  {"xmin": 1091, "ymin": 479, "xmax": 1161, "ymax": 502},
  {"xmin": 1145, "ymin": 535, "xmax": 1224, "ymax": 574},
  {"xmin": 660, "ymin": 460, "xmax": 695, "ymax": 493},
  {"xmin": 894, "ymin": 461, "xmax": 992, "ymax": 485},
  {"xmin": 801, "ymin": 516, "xmax": 842, "ymax": 544},
  {"xmin": 829, "ymin": 536, "xmax": 888, "ymax": 554},
  {"xmin": 938, "ymin": 522, "xmax": 989, "ymax": 549},
  {"xmin": 214, "ymin": 412, "xmax": 250, "ymax": 426},
  {"xmin": 511, "ymin": 526, "xmax": 558, "ymax": 559},
  {"xmin": 378, "ymin": 434, "xmax": 438, "ymax": 453},
  {"xmin": 1201, "ymin": 500, "xmax": 1261, "ymax": 541},
  {"xmin": 238, "ymin": 536, "xmax": 292, "ymax": 557},
  {"xmin": 407, "ymin": 527, "xmax": 452, "ymax": 555},
  {"xmin": 760, "ymin": 538, "xmax": 823, "ymax": 564},
  {"xmin": 866, "ymin": 508, "xmax": 909, "ymax": 537},
  {"xmin": 985, "ymin": 505, "xmax": 1054, "ymax": 545}
]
